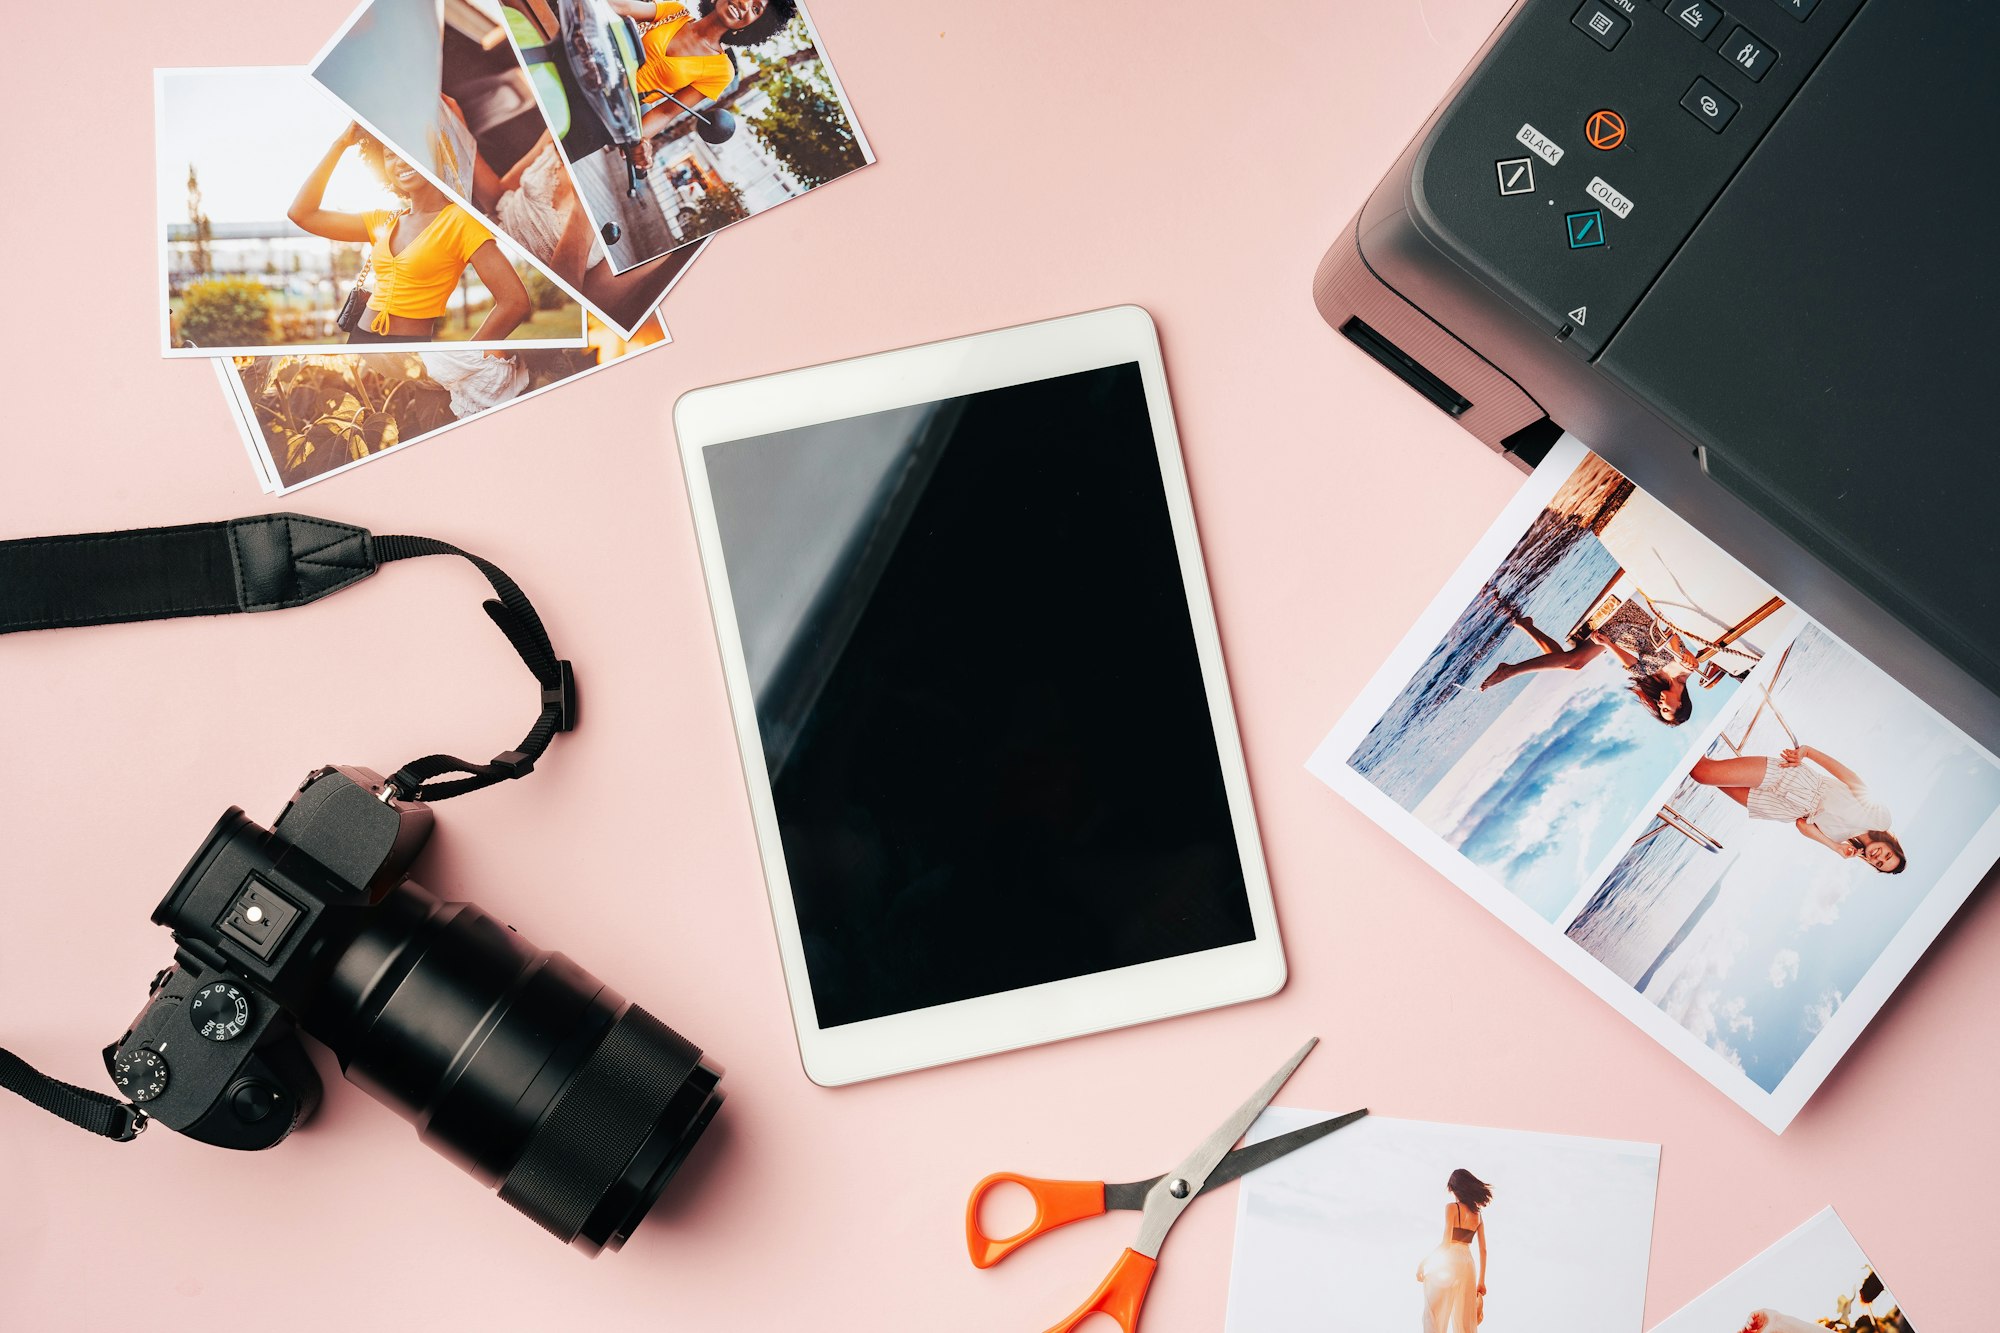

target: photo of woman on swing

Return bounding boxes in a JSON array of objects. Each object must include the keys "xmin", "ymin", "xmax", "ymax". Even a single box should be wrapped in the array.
[
  {"xmin": 1329, "ymin": 449, "xmax": 1793, "ymax": 922},
  {"xmin": 1687, "ymin": 746, "xmax": 1904, "ymax": 874},
  {"xmin": 1311, "ymin": 439, "xmax": 2000, "ymax": 1127},
  {"xmin": 1567, "ymin": 620, "xmax": 2000, "ymax": 1103},
  {"xmin": 1480, "ymin": 592, "xmax": 1697, "ymax": 728}
]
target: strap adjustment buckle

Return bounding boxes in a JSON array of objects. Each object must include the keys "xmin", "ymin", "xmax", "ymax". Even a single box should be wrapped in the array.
[
  {"xmin": 543, "ymin": 659, "xmax": 577, "ymax": 732},
  {"xmin": 488, "ymin": 750, "xmax": 536, "ymax": 780}
]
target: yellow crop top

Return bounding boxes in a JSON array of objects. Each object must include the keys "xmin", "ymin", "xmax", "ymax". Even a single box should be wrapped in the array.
[
  {"xmin": 360, "ymin": 204, "xmax": 494, "ymax": 329},
  {"xmin": 635, "ymin": 3, "xmax": 732, "ymax": 106}
]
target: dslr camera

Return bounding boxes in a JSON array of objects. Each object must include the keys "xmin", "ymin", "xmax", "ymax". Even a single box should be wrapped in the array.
[{"xmin": 106, "ymin": 764, "xmax": 722, "ymax": 1255}]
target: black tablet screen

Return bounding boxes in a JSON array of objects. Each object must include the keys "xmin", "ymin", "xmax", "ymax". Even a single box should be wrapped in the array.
[{"xmin": 700, "ymin": 362, "xmax": 1256, "ymax": 1028}]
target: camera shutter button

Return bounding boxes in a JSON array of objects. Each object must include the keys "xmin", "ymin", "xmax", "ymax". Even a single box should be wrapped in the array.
[{"xmin": 229, "ymin": 1081, "xmax": 283, "ymax": 1123}]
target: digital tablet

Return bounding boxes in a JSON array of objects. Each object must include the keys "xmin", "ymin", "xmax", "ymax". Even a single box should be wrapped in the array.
[{"xmin": 676, "ymin": 307, "xmax": 1285, "ymax": 1085}]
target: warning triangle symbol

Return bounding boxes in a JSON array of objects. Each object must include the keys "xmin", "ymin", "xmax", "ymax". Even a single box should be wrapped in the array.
[{"xmin": 1568, "ymin": 306, "xmax": 1588, "ymax": 326}]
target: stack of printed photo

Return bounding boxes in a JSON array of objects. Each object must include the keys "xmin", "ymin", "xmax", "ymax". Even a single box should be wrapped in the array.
[{"xmin": 155, "ymin": 0, "xmax": 871, "ymax": 493}]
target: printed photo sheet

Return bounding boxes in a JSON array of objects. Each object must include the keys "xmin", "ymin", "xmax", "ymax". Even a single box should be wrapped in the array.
[
  {"xmin": 1226, "ymin": 1109, "xmax": 1659, "ymax": 1333},
  {"xmin": 1309, "ymin": 437, "xmax": 2000, "ymax": 1130}
]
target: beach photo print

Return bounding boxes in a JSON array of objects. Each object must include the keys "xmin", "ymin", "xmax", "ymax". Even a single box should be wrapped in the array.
[
  {"xmin": 157, "ymin": 67, "xmax": 588, "ymax": 357},
  {"xmin": 1224, "ymin": 1110, "xmax": 1659, "ymax": 1333},
  {"xmin": 1650, "ymin": 1208, "xmax": 1915, "ymax": 1333},
  {"xmin": 309, "ymin": 0, "xmax": 704, "ymax": 337},
  {"xmin": 1310, "ymin": 438, "xmax": 2000, "ymax": 1129}
]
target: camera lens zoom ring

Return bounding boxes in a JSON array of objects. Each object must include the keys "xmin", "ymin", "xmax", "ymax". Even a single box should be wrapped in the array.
[{"xmin": 497, "ymin": 1005, "xmax": 702, "ymax": 1243}]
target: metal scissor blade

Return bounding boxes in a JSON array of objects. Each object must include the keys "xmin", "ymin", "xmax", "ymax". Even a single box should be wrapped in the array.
[
  {"xmin": 1103, "ymin": 1107, "xmax": 1366, "ymax": 1212},
  {"xmin": 1131, "ymin": 1037, "xmax": 1318, "ymax": 1257},
  {"xmin": 1197, "ymin": 1107, "xmax": 1366, "ymax": 1194}
]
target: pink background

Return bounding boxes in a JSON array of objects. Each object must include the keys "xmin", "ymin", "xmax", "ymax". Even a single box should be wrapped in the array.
[{"xmin": 2, "ymin": 0, "xmax": 1993, "ymax": 1327}]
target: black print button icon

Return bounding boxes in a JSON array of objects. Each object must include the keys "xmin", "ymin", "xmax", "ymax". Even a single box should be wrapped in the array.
[{"xmin": 1495, "ymin": 158, "xmax": 1536, "ymax": 197}]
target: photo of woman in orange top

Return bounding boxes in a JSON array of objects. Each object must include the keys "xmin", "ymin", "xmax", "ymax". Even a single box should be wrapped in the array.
[
  {"xmin": 289, "ymin": 124, "xmax": 534, "ymax": 345},
  {"xmin": 605, "ymin": 0, "xmax": 797, "ymax": 167}
]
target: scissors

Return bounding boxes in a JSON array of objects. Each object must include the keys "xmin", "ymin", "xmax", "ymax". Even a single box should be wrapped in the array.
[{"xmin": 964, "ymin": 1037, "xmax": 1364, "ymax": 1332}]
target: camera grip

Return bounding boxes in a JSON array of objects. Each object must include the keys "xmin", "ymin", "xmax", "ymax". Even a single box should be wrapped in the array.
[{"xmin": 104, "ymin": 966, "xmax": 322, "ymax": 1151}]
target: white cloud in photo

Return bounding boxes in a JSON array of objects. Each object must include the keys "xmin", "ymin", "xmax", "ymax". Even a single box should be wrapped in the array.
[
  {"xmin": 1797, "ymin": 867, "xmax": 1854, "ymax": 928},
  {"xmin": 1804, "ymin": 988, "xmax": 1844, "ymax": 1036},
  {"xmin": 1647, "ymin": 914, "xmax": 1753, "ymax": 1066},
  {"xmin": 1768, "ymin": 948, "xmax": 1801, "ymax": 988}
]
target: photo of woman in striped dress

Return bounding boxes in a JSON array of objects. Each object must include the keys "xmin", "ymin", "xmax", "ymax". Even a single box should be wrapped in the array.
[{"xmin": 1688, "ymin": 744, "xmax": 1907, "ymax": 874}]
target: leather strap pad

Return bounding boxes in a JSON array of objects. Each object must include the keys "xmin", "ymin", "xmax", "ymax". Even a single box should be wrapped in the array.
[{"xmin": 0, "ymin": 515, "xmax": 376, "ymax": 634}]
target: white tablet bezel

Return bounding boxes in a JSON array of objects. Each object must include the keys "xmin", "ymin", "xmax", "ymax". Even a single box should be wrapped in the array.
[{"xmin": 675, "ymin": 305, "xmax": 1285, "ymax": 1085}]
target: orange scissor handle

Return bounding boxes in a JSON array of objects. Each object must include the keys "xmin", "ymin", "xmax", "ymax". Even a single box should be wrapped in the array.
[
  {"xmin": 1043, "ymin": 1248, "xmax": 1159, "ymax": 1333},
  {"xmin": 964, "ymin": 1173, "xmax": 1108, "ymax": 1269}
]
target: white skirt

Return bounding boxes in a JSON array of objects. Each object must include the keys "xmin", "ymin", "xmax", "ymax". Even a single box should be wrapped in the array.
[
  {"xmin": 415, "ymin": 351, "xmax": 530, "ymax": 418},
  {"xmin": 1417, "ymin": 1241, "xmax": 1480, "ymax": 1333}
]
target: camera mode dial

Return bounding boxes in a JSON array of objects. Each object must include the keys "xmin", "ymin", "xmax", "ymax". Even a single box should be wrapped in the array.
[
  {"xmin": 111, "ymin": 1047, "xmax": 169, "ymax": 1103},
  {"xmin": 190, "ymin": 981, "xmax": 253, "ymax": 1042}
]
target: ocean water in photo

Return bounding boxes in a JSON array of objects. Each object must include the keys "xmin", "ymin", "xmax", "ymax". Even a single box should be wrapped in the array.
[
  {"xmin": 1343, "ymin": 491, "xmax": 1750, "ymax": 920},
  {"xmin": 1566, "ymin": 781, "xmax": 1734, "ymax": 986},
  {"xmin": 1348, "ymin": 511, "xmax": 1620, "ymax": 810}
]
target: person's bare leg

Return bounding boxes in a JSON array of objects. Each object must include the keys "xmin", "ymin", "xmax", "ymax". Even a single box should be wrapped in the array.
[
  {"xmin": 1481, "ymin": 641, "xmax": 1604, "ymax": 690},
  {"xmin": 1510, "ymin": 613, "xmax": 1569, "ymax": 657},
  {"xmin": 1690, "ymin": 755, "xmax": 1771, "ymax": 788},
  {"xmin": 550, "ymin": 196, "xmax": 596, "ymax": 289}
]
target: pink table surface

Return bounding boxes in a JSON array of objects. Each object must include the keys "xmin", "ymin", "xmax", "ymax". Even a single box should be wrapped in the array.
[{"xmin": 3, "ymin": 1, "xmax": 1993, "ymax": 1328}]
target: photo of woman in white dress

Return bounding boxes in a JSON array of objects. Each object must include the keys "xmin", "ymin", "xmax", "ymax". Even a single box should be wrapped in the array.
[
  {"xmin": 1416, "ymin": 1169, "xmax": 1490, "ymax": 1332},
  {"xmin": 1688, "ymin": 745, "xmax": 1907, "ymax": 874}
]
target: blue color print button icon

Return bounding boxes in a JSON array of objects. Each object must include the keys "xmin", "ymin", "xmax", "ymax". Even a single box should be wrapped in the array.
[{"xmin": 1566, "ymin": 209, "xmax": 1606, "ymax": 249}]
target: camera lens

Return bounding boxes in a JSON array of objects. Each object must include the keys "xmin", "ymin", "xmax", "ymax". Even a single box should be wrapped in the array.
[{"xmin": 312, "ymin": 883, "xmax": 722, "ymax": 1254}]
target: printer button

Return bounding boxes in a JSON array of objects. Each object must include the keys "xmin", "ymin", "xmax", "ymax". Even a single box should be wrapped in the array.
[
  {"xmin": 1771, "ymin": 0, "xmax": 1818, "ymax": 18},
  {"xmin": 1669, "ymin": 0, "xmax": 1724, "ymax": 40},
  {"xmin": 1495, "ymin": 158, "xmax": 1537, "ymax": 196},
  {"xmin": 1721, "ymin": 25, "xmax": 1776, "ymax": 80},
  {"xmin": 1680, "ymin": 78, "xmax": 1740, "ymax": 133},
  {"xmin": 1571, "ymin": 0, "xmax": 1630, "ymax": 50}
]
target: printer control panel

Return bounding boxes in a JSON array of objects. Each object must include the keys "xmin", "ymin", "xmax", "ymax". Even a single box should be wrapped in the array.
[{"xmin": 1414, "ymin": 0, "xmax": 1860, "ymax": 358}]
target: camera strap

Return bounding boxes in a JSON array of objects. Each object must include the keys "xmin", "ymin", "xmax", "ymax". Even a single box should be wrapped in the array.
[
  {"xmin": 0, "ymin": 513, "xmax": 578, "ymax": 1139},
  {"xmin": 0, "ymin": 513, "xmax": 576, "ymax": 799}
]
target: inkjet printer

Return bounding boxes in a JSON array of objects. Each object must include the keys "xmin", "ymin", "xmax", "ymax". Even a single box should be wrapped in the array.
[{"xmin": 1318, "ymin": 0, "xmax": 2000, "ymax": 749}]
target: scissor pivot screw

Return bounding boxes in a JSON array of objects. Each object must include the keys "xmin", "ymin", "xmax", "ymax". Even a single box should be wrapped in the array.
[{"xmin": 1168, "ymin": 1178, "xmax": 1190, "ymax": 1199}]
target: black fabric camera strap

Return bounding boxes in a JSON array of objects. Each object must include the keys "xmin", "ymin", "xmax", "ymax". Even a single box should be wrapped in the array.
[
  {"xmin": 0, "ymin": 514, "xmax": 578, "ymax": 1140},
  {"xmin": 0, "ymin": 1048, "xmax": 147, "ymax": 1141},
  {"xmin": 0, "ymin": 513, "xmax": 576, "ymax": 801}
]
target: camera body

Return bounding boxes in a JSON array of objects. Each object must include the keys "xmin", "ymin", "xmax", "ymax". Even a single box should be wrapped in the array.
[
  {"xmin": 106, "ymin": 764, "xmax": 428, "ymax": 1149},
  {"xmin": 105, "ymin": 765, "xmax": 721, "ymax": 1253}
]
